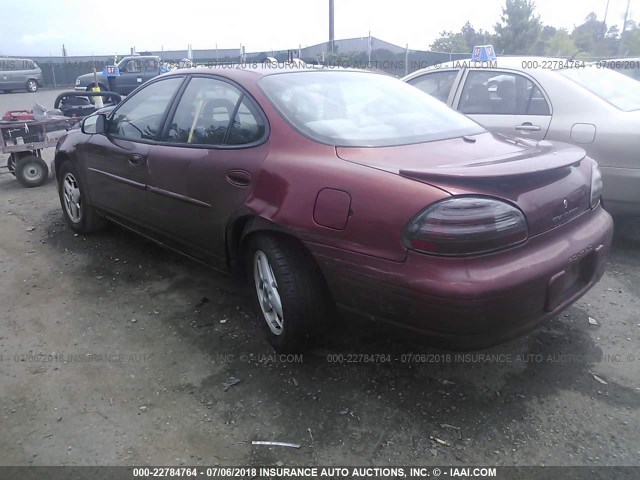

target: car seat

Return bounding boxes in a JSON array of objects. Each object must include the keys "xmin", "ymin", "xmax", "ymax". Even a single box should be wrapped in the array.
[
  {"xmin": 461, "ymin": 83, "xmax": 491, "ymax": 114},
  {"xmin": 495, "ymin": 81, "xmax": 517, "ymax": 114}
]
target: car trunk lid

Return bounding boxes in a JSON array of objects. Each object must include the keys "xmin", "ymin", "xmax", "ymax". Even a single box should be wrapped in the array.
[{"xmin": 336, "ymin": 133, "xmax": 592, "ymax": 236}]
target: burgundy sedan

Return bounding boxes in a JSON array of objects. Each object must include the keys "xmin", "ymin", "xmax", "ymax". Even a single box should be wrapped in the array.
[{"xmin": 54, "ymin": 67, "xmax": 613, "ymax": 352}]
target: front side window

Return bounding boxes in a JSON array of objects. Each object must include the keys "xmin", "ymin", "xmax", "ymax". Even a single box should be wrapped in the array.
[
  {"xmin": 260, "ymin": 71, "xmax": 484, "ymax": 147},
  {"xmin": 123, "ymin": 60, "xmax": 142, "ymax": 73},
  {"xmin": 163, "ymin": 77, "xmax": 266, "ymax": 146},
  {"xmin": 459, "ymin": 71, "xmax": 550, "ymax": 115},
  {"xmin": 108, "ymin": 77, "xmax": 183, "ymax": 140},
  {"xmin": 558, "ymin": 66, "xmax": 640, "ymax": 111},
  {"xmin": 408, "ymin": 70, "xmax": 459, "ymax": 103}
]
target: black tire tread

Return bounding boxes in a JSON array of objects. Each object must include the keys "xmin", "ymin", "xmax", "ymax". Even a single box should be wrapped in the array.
[
  {"xmin": 247, "ymin": 233, "xmax": 333, "ymax": 352},
  {"xmin": 15, "ymin": 156, "xmax": 48, "ymax": 187}
]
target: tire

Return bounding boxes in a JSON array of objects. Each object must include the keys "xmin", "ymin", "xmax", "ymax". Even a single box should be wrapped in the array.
[
  {"xmin": 26, "ymin": 79, "xmax": 38, "ymax": 92},
  {"xmin": 57, "ymin": 161, "xmax": 106, "ymax": 234},
  {"xmin": 246, "ymin": 233, "xmax": 333, "ymax": 352},
  {"xmin": 6, "ymin": 154, "xmax": 17, "ymax": 176},
  {"xmin": 2, "ymin": 90, "xmax": 12, "ymax": 94},
  {"xmin": 15, "ymin": 155, "xmax": 48, "ymax": 187}
]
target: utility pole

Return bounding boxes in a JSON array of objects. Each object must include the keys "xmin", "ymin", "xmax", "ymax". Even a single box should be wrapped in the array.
[
  {"xmin": 329, "ymin": 0, "xmax": 335, "ymax": 53},
  {"xmin": 621, "ymin": 0, "xmax": 631, "ymax": 54},
  {"xmin": 602, "ymin": 0, "xmax": 610, "ymax": 38}
]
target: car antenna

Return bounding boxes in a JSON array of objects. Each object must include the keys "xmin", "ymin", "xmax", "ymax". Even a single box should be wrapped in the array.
[{"xmin": 569, "ymin": 49, "xmax": 584, "ymax": 62}]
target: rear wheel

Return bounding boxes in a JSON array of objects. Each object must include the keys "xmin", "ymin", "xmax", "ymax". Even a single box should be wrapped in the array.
[
  {"xmin": 246, "ymin": 233, "xmax": 333, "ymax": 352},
  {"xmin": 15, "ymin": 155, "xmax": 48, "ymax": 187},
  {"xmin": 57, "ymin": 161, "xmax": 106, "ymax": 233},
  {"xmin": 2, "ymin": 90, "xmax": 12, "ymax": 94},
  {"xmin": 26, "ymin": 79, "xmax": 38, "ymax": 92}
]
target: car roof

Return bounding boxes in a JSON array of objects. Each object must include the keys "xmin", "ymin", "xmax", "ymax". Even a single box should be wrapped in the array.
[
  {"xmin": 435, "ymin": 56, "xmax": 567, "ymax": 70},
  {"xmin": 404, "ymin": 56, "xmax": 579, "ymax": 80},
  {"xmin": 162, "ymin": 65, "xmax": 374, "ymax": 80}
]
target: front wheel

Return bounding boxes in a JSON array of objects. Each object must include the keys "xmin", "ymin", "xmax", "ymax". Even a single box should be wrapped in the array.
[
  {"xmin": 15, "ymin": 155, "xmax": 48, "ymax": 187},
  {"xmin": 57, "ymin": 161, "xmax": 106, "ymax": 233},
  {"xmin": 26, "ymin": 79, "xmax": 38, "ymax": 92},
  {"xmin": 246, "ymin": 234, "xmax": 333, "ymax": 352}
]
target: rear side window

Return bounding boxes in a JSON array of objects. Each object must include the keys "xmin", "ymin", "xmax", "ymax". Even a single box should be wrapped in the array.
[
  {"xmin": 459, "ymin": 71, "xmax": 550, "ymax": 115},
  {"xmin": 0, "ymin": 59, "xmax": 26, "ymax": 71},
  {"xmin": 408, "ymin": 70, "xmax": 459, "ymax": 103},
  {"xmin": 163, "ymin": 77, "xmax": 266, "ymax": 146},
  {"xmin": 143, "ymin": 59, "xmax": 158, "ymax": 72},
  {"xmin": 108, "ymin": 77, "xmax": 183, "ymax": 140}
]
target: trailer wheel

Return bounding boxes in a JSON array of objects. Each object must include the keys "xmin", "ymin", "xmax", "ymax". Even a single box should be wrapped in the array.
[
  {"xmin": 16, "ymin": 155, "xmax": 49, "ymax": 187},
  {"xmin": 6, "ymin": 154, "xmax": 17, "ymax": 176}
]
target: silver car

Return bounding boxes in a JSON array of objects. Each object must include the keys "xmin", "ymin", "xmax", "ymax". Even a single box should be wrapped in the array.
[
  {"xmin": 0, "ymin": 58, "xmax": 43, "ymax": 93},
  {"xmin": 404, "ymin": 57, "xmax": 640, "ymax": 216},
  {"xmin": 594, "ymin": 58, "xmax": 640, "ymax": 81}
]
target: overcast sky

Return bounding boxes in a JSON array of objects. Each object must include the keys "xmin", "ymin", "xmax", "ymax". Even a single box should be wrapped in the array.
[{"xmin": 1, "ymin": 0, "xmax": 637, "ymax": 56}]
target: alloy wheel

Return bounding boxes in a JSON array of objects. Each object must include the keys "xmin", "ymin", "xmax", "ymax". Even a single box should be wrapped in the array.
[
  {"xmin": 253, "ymin": 250, "xmax": 284, "ymax": 335},
  {"xmin": 62, "ymin": 173, "xmax": 82, "ymax": 223}
]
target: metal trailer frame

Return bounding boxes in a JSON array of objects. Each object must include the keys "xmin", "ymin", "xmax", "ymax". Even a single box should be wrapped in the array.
[
  {"xmin": 0, "ymin": 91, "xmax": 121, "ymax": 188},
  {"xmin": 0, "ymin": 117, "xmax": 76, "ymax": 187}
]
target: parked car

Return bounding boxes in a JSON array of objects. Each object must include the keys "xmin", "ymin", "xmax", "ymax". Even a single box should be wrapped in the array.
[
  {"xmin": 404, "ymin": 57, "xmax": 640, "ymax": 216},
  {"xmin": 0, "ymin": 57, "xmax": 43, "ymax": 93},
  {"xmin": 594, "ymin": 58, "xmax": 640, "ymax": 81},
  {"xmin": 54, "ymin": 67, "xmax": 612, "ymax": 352},
  {"xmin": 74, "ymin": 55, "xmax": 162, "ymax": 95}
]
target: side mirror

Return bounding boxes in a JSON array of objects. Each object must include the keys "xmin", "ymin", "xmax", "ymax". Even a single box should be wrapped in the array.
[{"xmin": 81, "ymin": 113, "xmax": 107, "ymax": 135}]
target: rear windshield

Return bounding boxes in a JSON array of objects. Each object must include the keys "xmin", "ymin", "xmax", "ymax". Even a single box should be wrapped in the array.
[
  {"xmin": 557, "ymin": 67, "xmax": 640, "ymax": 111},
  {"xmin": 259, "ymin": 71, "xmax": 485, "ymax": 147}
]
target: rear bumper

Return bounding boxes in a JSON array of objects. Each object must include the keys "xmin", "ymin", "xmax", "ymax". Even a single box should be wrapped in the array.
[{"xmin": 308, "ymin": 206, "xmax": 613, "ymax": 349}]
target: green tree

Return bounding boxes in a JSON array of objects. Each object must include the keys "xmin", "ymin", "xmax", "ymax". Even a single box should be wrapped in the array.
[
  {"xmin": 572, "ymin": 13, "xmax": 605, "ymax": 54},
  {"xmin": 461, "ymin": 22, "xmax": 494, "ymax": 50},
  {"xmin": 545, "ymin": 28, "xmax": 577, "ymax": 56},
  {"xmin": 621, "ymin": 22, "xmax": 640, "ymax": 55},
  {"xmin": 430, "ymin": 31, "xmax": 469, "ymax": 52},
  {"xmin": 494, "ymin": 0, "xmax": 542, "ymax": 54}
]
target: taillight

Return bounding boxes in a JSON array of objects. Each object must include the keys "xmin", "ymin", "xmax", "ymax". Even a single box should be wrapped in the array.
[
  {"xmin": 590, "ymin": 163, "xmax": 603, "ymax": 209},
  {"xmin": 403, "ymin": 196, "xmax": 528, "ymax": 256}
]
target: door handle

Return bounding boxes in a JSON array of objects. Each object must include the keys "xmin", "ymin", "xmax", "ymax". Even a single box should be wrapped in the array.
[
  {"xmin": 226, "ymin": 169, "xmax": 251, "ymax": 187},
  {"xmin": 128, "ymin": 154, "xmax": 146, "ymax": 166},
  {"xmin": 515, "ymin": 123, "xmax": 541, "ymax": 132}
]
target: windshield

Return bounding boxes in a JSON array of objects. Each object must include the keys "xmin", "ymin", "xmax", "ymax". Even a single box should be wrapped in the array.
[
  {"xmin": 260, "ymin": 71, "xmax": 485, "ymax": 147},
  {"xmin": 557, "ymin": 67, "xmax": 640, "ymax": 111}
]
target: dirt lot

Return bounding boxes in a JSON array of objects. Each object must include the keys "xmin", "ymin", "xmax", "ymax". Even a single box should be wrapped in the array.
[{"xmin": 0, "ymin": 91, "xmax": 639, "ymax": 471}]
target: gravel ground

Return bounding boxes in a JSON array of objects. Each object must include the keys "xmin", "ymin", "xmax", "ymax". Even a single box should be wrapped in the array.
[{"xmin": 0, "ymin": 91, "xmax": 639, "ymax": 472}]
